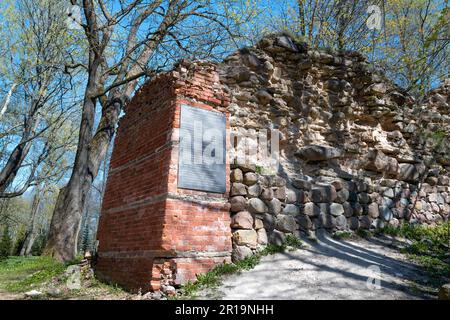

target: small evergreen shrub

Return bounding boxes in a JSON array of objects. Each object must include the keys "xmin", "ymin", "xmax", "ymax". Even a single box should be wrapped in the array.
[{"xmin": 0, "ymin": 226, "xmax": 12, "ymax": 260}]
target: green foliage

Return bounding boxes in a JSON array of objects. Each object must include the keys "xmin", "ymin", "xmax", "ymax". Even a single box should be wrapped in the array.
[
  {"xmin": 378, "ymin": 0, "xmax": 448, "ymax": 94},
  {"xmin": 373, "ymin": 224, "xmax": 398, "ymax": 237},
  {"xmin": 379, "ymin": 222, "xmax": 449, "ymax": 255},
  {"xmin": 0, "ymin": 0, "xmax": 81, "ymax": 204},
  {"xmin": 0, "ymin": 256, "xmax": 65, "ymax": 292},
  {"xmin": 406, "ymin": 254, "xmax": 450, "ymax": 281},
  {"xmin": 0, "ymin": 255, "xmax": 129, "ymax": 299},
  {"xmin": 356, "ymin": 229, "xmax": 372, "ymax": 238},
  {"xmin": 12, "ymin": 226, "xmax": 27, "ymax": 256},
  {"xmin": 30, "ymin": 232, "xmax": 47, "ymax": 256},
  {"xmin": 332, "ymin": 230, "xmax": 354, "ymax": 240},
  {"xmin": 234, "ymin": 252, "xmax": 262, "ymax": 270},
  {"xmin": 378, "ymin": 222, "xmax": 450, "ymax": 282},
  {"xmin": 262, "ymin": 243, "xmax": 286, "ymax": 254},
  {"xmin": 0, "ymin": 226, "xmax": 12, "ymax": 260},
  {"xmin": 252, "ymin": 0, "xmax": 448, "ymax": 94},
  {"xmin": 284, "ymin": 234, "xmax": 303, "ymax": 248},
  {"xmin": 79, "ymin": 221, "xmax": 90, "ymax": 254},
  {"xmin": 426, "ymin": 129, "xmax": 447, "ymax": 149}
]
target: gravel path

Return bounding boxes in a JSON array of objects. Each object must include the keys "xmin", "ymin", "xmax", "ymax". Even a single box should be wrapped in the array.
[
  {"xmin": 198, "ymin": 233, "xmax": 437, "ymax": 300},
  {"xmin": 0, "ymin": 290, "xmax": 22, "ymax": 300}
]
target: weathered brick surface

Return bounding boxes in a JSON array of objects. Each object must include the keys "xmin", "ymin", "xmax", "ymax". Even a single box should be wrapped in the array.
[{"xmin": 96, "ymin": 61, "xmax": 232, "ymax": 292}]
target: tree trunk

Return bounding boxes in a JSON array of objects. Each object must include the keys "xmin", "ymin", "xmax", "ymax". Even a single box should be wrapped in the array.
[
  {"xmin": 297, "ymin": 0, "xmax": 306, "ymax": 37},
  {"xmin": 0, "ymin": 83, "xmax": 17, "ymax": 121},
  {"xmin": 44, "ymin": 186, "xmax": 83, "ymax": 261},
  {"xmin": 20, "ymin": 187, "xmax": 43, "ymax": 256},
  {"xmin": 44, "ymin": 90, "xmax": 121, "ymax": 262},
  {"xmin": 0, "ymin": 100, "xmax": 40, "ymax": 197},
  {"xmin": 308, "ymin": 0, "xmax": 318, "ymax": 44},
  {"xmin": 43, "ymin": 74, "xmax": 97, "ymax": 260},
  {"xmin": 335, "ymin": 0, "xmax": 346, "ymax": 51},
  {"xmin": 0, "ymin": 132, "xmax": 34, "ymax": 195},
  {"xmin": 42, "ymin": 0, "xmax": 179, "ymax": 262}
]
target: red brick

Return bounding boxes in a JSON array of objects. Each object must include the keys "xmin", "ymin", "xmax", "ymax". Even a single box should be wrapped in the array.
[{"xmin": 96, "ymin": 63, "xmax": 232, "ymax": 292}]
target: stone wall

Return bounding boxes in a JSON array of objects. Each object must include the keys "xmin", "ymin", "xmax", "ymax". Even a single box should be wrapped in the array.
[
  {"xmin": 217, "ymin": 34, "xmax": 449, "ymax": 260},
  {"xmin": 97, "ymin": 33, "xmax": 449, "ymax": 289}
]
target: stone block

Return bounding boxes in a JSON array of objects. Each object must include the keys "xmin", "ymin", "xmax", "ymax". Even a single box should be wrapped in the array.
[
  {"xmin": 335, "ymin": 189, "xmax": 349, "ymax": 203},
  {"xmin": 230, "ymin": 211, "xmax": 254, "ymax": 229},
  {"xmin": 231, "ymin": 169, "xmax": 243, "ymax": 183},
  {"xmin": 269, "ymin": 229, "xmax": 286, "ymax": 246},
  {"xmin": 232, "ymin": 246, "xmax": 253, "ymax": 262},
  {"xmin": 303, "ymin": 202, "xmax": 320, "ymax": 217},
  {"xmin": 283, "ymin": 204, "xmax": 300, "ymax": 216},
  {"xmin": 231, "ymin": 183, "xmax": 247, "ymax": 196},
  {"xmin": 330, "ymin": 203, "xmax": 345, "ymax": 216},
  {"xmin": 247, "ymin": 198, "xmax": 268, "ymax": 214},
  {"xmin": 276, "ymin": 214, "xmax": 298, "ymax": 233},
  {"xmin": 319, "ymin": 213, "xmax": 336, "ymax": 229},
  {"xmin": 243, "ymin": 172, "xmax": 258, "ymax": 186},
  {"xmin": 297, "ymin": 214, "xmax": 312, "ymax": 230},
  {"xmin": 247, "ymin": 183, "xmax": 262, "ymax": 197},
  {"xmin": 267, "ymin": 198, "xmax": 282, "ymax": 215},
  {"xmin": 368, "ymin": 202, "xmax": 379, "ymax": 218},
  {"xmin": 257, "ymin": 228, "xmax": 268, "ymax": 245},
  {"xmin": 311, "ymin": 185, "xmax": 337, "ymax": 202},
  {"xmin": 295, "ymin": 145, "xmax": 343, "ymax": 161},
  {"xmin": 230, "ymin": 196, "xmax": 247, "ymax": 212},
  {"xmin": 232, "ymin": 230, "xmax": 257, "ymax": 248}
]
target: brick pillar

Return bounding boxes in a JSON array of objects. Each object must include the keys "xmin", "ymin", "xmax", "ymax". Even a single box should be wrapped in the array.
[{"xmin": 95, "ymin": 61, "xmax": 232, "ymax": 292}]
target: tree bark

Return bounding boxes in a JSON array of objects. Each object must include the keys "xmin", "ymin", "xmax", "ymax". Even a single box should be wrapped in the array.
[
  {"xmin": 43, "ymin": 0, "xmax": 183, "ymax": 262},
  {"xmin": 297, "ymin": 0, "xmax": 306, "ymax": 37},
  {"xmin": 0, "ymin": 100, "xmax": 40, "ymax": 197},
  {"xmin": 20, "ymin": 187, "xmax": 42, "ymax": 256},
  {"xmin": 0, "ymin": 83, "xmax": 17, "ymax": 121},
  {"xmin": 44, "ymin": 90, "xmax": 121, "ymax": 261},
  {"xmin": 44, "ymin": 186, "xmax": 82, "ymax": 261},
  {"xmin": 44, "ymin": 82, "xmax": 96, "ymax": 261},
  {"xmin": 0, "ymin": 139, "xmax": 33, "ymax": 195}
]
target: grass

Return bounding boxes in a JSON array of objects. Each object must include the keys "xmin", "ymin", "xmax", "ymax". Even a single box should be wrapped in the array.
[
  {"xmin": 0, "ymin": 256, "xmax": 66, "ymax": 293},
  {"xmin": 332, "ymin": 230, "xmax": 354, "ymax": 240},
  {"xmin": 179, "ymin": 224, "xmax": 449, "ymax": 299},
  {"xmin": 356, "ymin": 229, "xmax": 372, "ymax": 238},
  {"xmin": 377, "ymin": 221, "xmax": 449, "ymax": 256},
  {"xmin": 255, "ymin": 165, "xmax": 263, "ymax": 174},
  {"xmin": 178, "ymin": 235, "xmax": 303, "ymax": 299},
  {"xmin": 0, "ymin": 255, "xmax": 130, "ymax": 299},
  {"xmin": 284, "ymin": 234, "xmax": 303, "ymax": 248},
  {"xmin": 376, "ymin": 221, "xmax": 450, "ymax": 284}
]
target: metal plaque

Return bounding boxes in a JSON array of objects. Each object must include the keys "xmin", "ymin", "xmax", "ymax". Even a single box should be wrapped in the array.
[{"xmin": 178, "ymin": 104, "xmax": 227, "ymax": 193}]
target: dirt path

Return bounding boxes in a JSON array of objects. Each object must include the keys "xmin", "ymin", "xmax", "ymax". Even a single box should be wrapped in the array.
[
  {"xmin": 0, "ymin": 289, "xmax": 22, "ymax": 300},
  {"xmin": 198, "ymin": 233, "xmax": 437, "ymax": 300}
]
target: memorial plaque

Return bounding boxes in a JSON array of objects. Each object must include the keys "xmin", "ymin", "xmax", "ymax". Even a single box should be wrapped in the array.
[{"xmin": 178, "ymin": 104, "xmax": 227, "ymax": 193}]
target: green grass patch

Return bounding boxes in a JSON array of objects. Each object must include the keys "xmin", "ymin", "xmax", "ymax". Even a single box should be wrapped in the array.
[
  {"xmin": 377, "ymin": 221, "xmax": 450, "ymax": 283},
  {"xmin": 332, "ymin": 230, "xmax": 354, "ymax": 240},
  {"xmin": 284, "ymin": 234, "xmax": 303, "ymax": 248},
  {"xmin": 0, "ymin": 256, "xmax": 66, "ymax": 293},
  {"xmin": 0, "ymin": 256, "xmax": 131, "ymax": 299},
  {"xmin": 179, "ymin": 236, "xmax": 303, "ymax": 299},
  {"xmin": 255, "ymin": 165, "xmax": 263, "ymax": 174},
  {"xmin": 356, "ymin": 229, "xmax": 372, "ymax": 238},
  {"xmin": 377, "ymin": 221, "xmax": 449, "ymax": 256}
]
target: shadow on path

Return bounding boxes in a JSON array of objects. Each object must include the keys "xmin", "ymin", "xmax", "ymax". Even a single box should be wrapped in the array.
[{"xmin": 201, "ymin": 231, "xmax": 437, "ymax": 300}]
